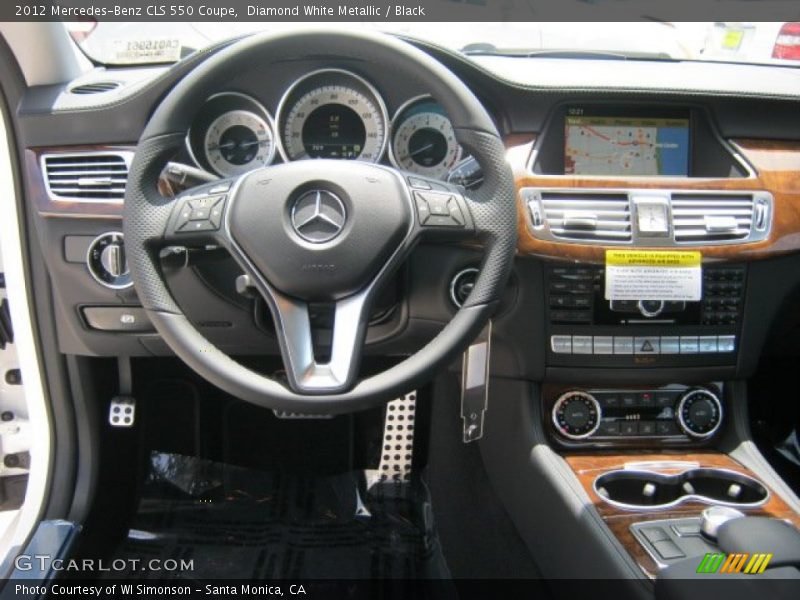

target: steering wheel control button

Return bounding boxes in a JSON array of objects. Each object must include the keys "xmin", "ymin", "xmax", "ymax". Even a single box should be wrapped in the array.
[
  {"xmin": 408, "ymin": 176, "xmax": 432, "ymax": 190},
  {"xmin": 175, "ymin": 195, "xmax": 226, "ymax": 233},
  {"xmin": 86, "ymin": 232, "xmax": 132, "ymax": 289},
  {"xmin": 189, "ymin": 207, "xmax": 210, "ymax": 220},
  {"xmin": 552, "ymin": 391, "xmax": 602, "ymax": 440},
  {"xmin": 209, "ymin": 182, "xmax": 232, "ymax": 194},
  {"xmin": 290, "ymin": 189, "xmax": 347, "ymax": 243},
  {"xmin": 414, "ymin": 191, "xmax": 465, "ymax": 228},
  {"xmin": 427, "ymin": 195, "xmax": 449, "ymax": 216},
  {"xmin": 677, "ymin": 388, "xmax": 723, "ymax": 439}
]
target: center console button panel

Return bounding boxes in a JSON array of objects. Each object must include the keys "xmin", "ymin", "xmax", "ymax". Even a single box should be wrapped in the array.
[
  {"xmin": 630, "ymin": 517, "xmax": 716, "ymax": 569},
  {"xmin": 545, "ymin": 384, "xmax": 724, "ymax": 447},
  {"xmin": 546, "ymin": 264, "xmax": 745, "ymax": 368}
]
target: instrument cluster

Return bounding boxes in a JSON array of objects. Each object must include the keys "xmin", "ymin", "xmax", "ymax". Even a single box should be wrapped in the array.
[{"xmin": 185, "ymin": 68, "xmax": 478, "ymax": 184}]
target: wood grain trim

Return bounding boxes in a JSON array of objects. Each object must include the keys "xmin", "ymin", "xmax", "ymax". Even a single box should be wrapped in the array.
[
  {"xmin": 512, "ymin": 139, "xmax": 800, "ymax": 262},
  {"xmin": 25, "ymin": 146, "xmax": 135, "ymax": 219},
  {"xmin": 564, "ymin": 452, "xmax": 800, "ymax": 578}
]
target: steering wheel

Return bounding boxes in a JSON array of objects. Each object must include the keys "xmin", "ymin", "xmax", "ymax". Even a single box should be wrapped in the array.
[{"xmin": 124, "ymin": 30, "xmax": 516, "ymax": 414}]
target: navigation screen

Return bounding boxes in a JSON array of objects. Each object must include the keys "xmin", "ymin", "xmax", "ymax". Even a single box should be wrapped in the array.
[{"xmin": 564, "ymin": 114, "xmax": 690, "ymax": 176}]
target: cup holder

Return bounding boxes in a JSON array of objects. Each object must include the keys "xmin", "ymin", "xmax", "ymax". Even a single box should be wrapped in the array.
[{"xmin": 593, "ymin": 467, "xmax": 769, "ymax": 510}]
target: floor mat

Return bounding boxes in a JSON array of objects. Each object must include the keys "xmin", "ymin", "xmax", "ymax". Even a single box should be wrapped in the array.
[{"xmin": 110, "ymin": 452, "xmax": 449, "ymax": 581}]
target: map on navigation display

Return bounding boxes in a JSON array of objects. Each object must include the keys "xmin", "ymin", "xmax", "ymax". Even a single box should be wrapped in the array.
[{"xmin": 564, "ymin": 115, "xmax": 690, "ymax": 176}]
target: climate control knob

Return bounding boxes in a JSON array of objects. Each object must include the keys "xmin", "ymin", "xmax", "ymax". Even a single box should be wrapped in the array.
[
  {"xmin": 87, "ymin": 232, "xmax": 132, "ymax": 289},
  {"xmin": 552, "ymin": 391, "xmax": 601, "ymax": 439},
  {"xmin": 677, "ymin": 388, "xmax": 723, "ymax": 439}
]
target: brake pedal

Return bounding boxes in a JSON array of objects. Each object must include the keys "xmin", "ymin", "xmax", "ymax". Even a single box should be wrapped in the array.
[{"xmin": 109, "ymin": 395, "xmax": 135, "ymax": 427}]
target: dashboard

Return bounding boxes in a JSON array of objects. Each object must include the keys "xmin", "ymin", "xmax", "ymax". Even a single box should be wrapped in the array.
[
  {"xmin": 7, "ymin": 35, "xmax": 800, "ymax": 390},
  {"xmin": 184, "ymin": 67, "xmax": 470, "ymax": 185}
]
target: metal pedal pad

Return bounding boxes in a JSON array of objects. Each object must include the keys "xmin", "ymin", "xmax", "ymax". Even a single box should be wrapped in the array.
[
  {"xmin": 366, "ymin": 391, "xmax": 417, "ymax": 493},
  {"xmin": 109, "ymin": 395, "xmax": 135, "ymax": 427}
]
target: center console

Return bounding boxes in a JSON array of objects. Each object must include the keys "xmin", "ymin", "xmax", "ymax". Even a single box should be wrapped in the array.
[
  {"xmin": 563, "ymin": 453, "xmax": 800, "ymax": 578},
  {"xmin": 545, "ymin": 264, "xmax": 745, "ymax": 368}
]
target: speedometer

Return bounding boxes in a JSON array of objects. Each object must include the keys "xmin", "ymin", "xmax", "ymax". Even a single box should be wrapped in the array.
[
  {"xmin": 203, "ymin": 110, "xmax": 275, "ymax": 177},
  {"xmin": 390, "ymin": 96, "xmax": 462, "ymax": 179},
  {"xmin": 277, "ymin": 70, "xmax": 388, "ymax": 163}
]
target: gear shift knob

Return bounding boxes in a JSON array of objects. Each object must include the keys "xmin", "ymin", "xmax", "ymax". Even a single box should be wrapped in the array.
[{"xmin": 701, "ymin": 505, "xmax": 745, "ymax": 541}]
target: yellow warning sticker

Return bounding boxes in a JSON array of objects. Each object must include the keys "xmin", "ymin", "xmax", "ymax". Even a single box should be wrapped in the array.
[
  {"xmin": 605, "ymin": 250, "xmax": 702, "ymax": 301},
  {"xmin": 606, "ymin": 250, "xmax": 702, "ymax": 268}
]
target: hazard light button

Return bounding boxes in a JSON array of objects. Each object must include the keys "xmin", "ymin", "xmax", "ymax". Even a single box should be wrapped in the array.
[{"xmin": 634, "ymin": 336, "xmax": 660, "ymax": 354}]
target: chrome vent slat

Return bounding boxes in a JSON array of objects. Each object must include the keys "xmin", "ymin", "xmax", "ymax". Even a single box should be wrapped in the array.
[
  {"xmin": 547, "ymin": 220, "xmax": 631, "ymax": 230},
  {"xmin": 541, "ymin": 200, "xmax": 630, "ymax": 208},
  {"xmin": 672, "ymin": 192, "xmax": 756, "ymax": 243},
  {"xmin": 550, "ymin": 229, "xmax": 631, "ymax": 239},
  {"xmin": 671, "ymin": 199, "xmax": 754, "ymax": 206},
  {"xmin": 543, "ymin": 209, "xmax": 630, "ymax": 218},
  {"xmin": 47, "ymin": 178, "xmax": 128, "ymax": 185},
  {"xmin": 47, "ymin": 163, "xmax": 128, "ymax": 174},
  {"xmin": 42, "ymin": 151, "xmax": 132, "ymax": 202},
  {"xmin": 48, "ymin": 187, "xmax": 128, "ymax": 194},
  {"xmin": 672, "ymin": 208, "xmax": 753, "ymax": 216},
  {"xmin": 537, "ymin": 190, "xmax": 632, "ymax": 242}
]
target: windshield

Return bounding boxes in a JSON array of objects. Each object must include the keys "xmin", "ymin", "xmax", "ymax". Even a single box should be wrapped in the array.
[{"xmin": 68, "ymin": 21, "xmax": 800, "ymax": 68}]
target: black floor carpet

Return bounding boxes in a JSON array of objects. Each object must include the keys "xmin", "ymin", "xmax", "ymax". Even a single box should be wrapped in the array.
[{"xmin": 110, "ymin": 452, "xmax": 449, "ymax": 581}]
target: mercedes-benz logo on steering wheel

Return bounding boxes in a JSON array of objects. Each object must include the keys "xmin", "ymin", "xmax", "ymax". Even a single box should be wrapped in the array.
[{"xmin": 290, "ymin": 190, "xmax": 347, "ymax": 243}]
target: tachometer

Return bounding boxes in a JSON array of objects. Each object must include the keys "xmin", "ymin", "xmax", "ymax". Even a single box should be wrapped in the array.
[
  {"xmin": 277, "ymin": 69, "xmax": 388, "ymax": 163},
  {"xmin": 203, "ymin": 110, "xmax": 275, "ymax": 177},
  {"xmin": 390, "ymin": 96, "xmax": 461, "ymax": 179}
]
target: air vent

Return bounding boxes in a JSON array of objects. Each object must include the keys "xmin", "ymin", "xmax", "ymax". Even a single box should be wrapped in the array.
[
  {"xmin": 42, "ymin": 152, "xmax": 132, "ymax": 202},
  {"xmin": 522, "ymin": 187, "xmax": 772, "ymax": 247},
  {"xmin": 69, "ymin": 81, "xmax": 121, "ymax": 95},
  {"xmin": 671, "ymin": 193, "xmax": 759, "ymax": 243},
  {"xmin": 538, "ymin": 190, "xmax": 632, "ymax": 242}
]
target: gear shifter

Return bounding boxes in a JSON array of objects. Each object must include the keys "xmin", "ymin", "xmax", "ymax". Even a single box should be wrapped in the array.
[{"xmin": 700, "ymin": 505, "xmax": 745, "ymax": 541}]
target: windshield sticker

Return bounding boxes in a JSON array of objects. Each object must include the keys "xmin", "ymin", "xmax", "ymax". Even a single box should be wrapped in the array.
[{"xmin": 111, "ymin": 38, "xmax": 182, "ymax": 64}]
